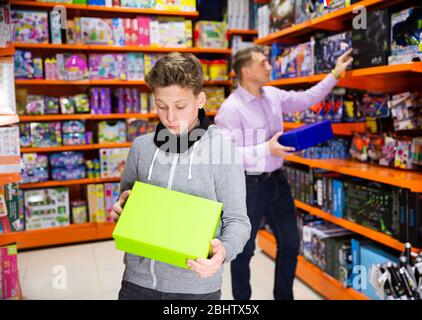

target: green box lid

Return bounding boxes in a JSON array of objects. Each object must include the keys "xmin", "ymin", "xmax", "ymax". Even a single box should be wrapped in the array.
[{"xmin": 112, "ymin": 181, "xmax": 223, "ymax": 269}]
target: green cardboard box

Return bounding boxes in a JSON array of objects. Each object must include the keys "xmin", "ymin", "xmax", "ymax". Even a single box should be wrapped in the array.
[{"xmin": 112, "ymin": 181, "xmax": 223, "ymax": 269}]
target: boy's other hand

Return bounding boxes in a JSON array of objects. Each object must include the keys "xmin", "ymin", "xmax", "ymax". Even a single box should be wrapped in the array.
[
  {"xmin": 268, "ymin": 131, "xmax": 296, "ymax": 158},
  {"xmin": 111, "ymin": 190, "xmax": 131, "ymax": 223},
  {"xmin": 187, "ymin": 239, "xmax": 226, "ymax": 278}
]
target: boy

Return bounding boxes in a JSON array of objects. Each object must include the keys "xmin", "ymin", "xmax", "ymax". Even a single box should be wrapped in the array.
[{"xmin": 111, "ymin": 52, "xmax": 251, "ymax": 300}]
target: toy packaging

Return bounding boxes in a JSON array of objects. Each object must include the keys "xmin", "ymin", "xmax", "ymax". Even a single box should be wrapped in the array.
[
  {"xmin": 14, "ymin": 50, "xmax": 34, "ymax": 79},
  {"xmin": 0, "ymin": 58, "xmax": 16, "ymax": 115},
  {"xmin": 86, "ymin": 159, "xmax": 101, "ymax": 178},
  {"xmin": 90, "ymin": 87, "xmax": 112, "ymax": 114},
  {"xmin": 388, "ymin": 92, "xmax": 422, "ymax": 131},
  {"xmin": 73, "ymin": 94, "xmax": 90, "ymax": 113},
  {"xmin": 302, "ymin": 138, "xmax": 350, "ymax": 160},
  {"xmin": 0, "ymin": 244, "xmax": 20, "ymax": 300},
  {"xmin": 100, "ymin": 147, "xmax": 129, "ymax": 178},
  {"xmin": 315, "ymin": 31, "xmax": 352, "ymax": 74},
  {"xmin": 158, "ymin": 17, "xmax": 188, "ymax": 48},
  {"xmin": 112, "ymin": 181, "xmax": 223, "ymax": 269},
  {"xmin": 126, "ymin": 53, "xmax": 144, "ymax": 80},
  {"xmin": 127, "ymin": 119, "xmax": 155, "ymax": 142},
  {"xmin": 394, "ymin": 139, "xmax": 413, "ymax": 170},
  {"xmin": 269, "ymin": 0, "xmax": 295, "ymax": 32},
  {"xmin": 86, "ymin": 183, "xmax": 106, "ymax": 223},
  {"xmin": 194, "ymin": 21, "xmax": 228, "ymax": 49},
  {"xmin": 44, "ymin": 57, "xmax": 59, "ymax": 80},
  {"xmin": 33, "ymin": 58, "xmax": 43, "ymax": 79},
  {"xmin": 19, "ymin": 123, "xmax": 31, "ymax": 147},
  {"xmin": 379, "ymin": 136, "xmax": 397, "ymax": 167},
  {"xmin": 208, "ymin": 60, "xmax": 228, "ymax": 80},
  {"xmin": 24, "ymin": 187, "xmax": 70, "ymax": 230},
  {"xmin": 350, "ymin": 132, "xmax": 370, "ymax": 162},
  {"xmin": 49, "ymin": 11, "xmax": 62, "ymax": 44},
  {"xmin": 21, "ymin": 153, "xmax": 49, "ymax": 184},
  {"xmin": 71, "ymin": 200, "xmax": 88, "ymax": 224},
  {"xmin": 0, "ymin": 2, "xmax": 11, "ymax": 47},
  {"xmin": 278, "ymin": 120, "xmax": 334, "ymax": 151},
  {"xmin": 63, "ymin": 132, "xmax": 86, "ymax": 146},
  {"xmin": 50, "ymin": 151, "xmax": 86, "ymax": 180},
  {"xmin": 120, "ymin": 0, "xmax": 155, "ymax": 8},
  {"xmin": 58, "ymin": 53, "xmax": 89, "ymax": 81},
  {"xmin": 11, "ymin": 10, "xmax": 49, "ymax": 43},
  {"xmin": 60, "ymin": 96, "xmax": 75, "ymax": 114},
  {"xmin": 25, "ymin": 95, "xmax": 45, "ymax": 115},
  {"xmin": 271, "ymin": 40, "xmax": 315, "ymax": 79},
  {"xmin": 203, "ymin": 87, "xmax": 225, "ymax": 111},
  {"xmin": 390, "ymin": 7, "xmax": 422, "ymax": 57},
  {"xmin": 411, "ymin": 137, "xmax": 422, "ymax": 165},
  {"xmin": 98, "ymin": 120, "xmax": 127, "ymax": 144},
  {"xmin": 81, "ymin": 17, "xmax": 114, "ymax": 45},
  {"xmin": 30, "ymin": 122, "xmax": 62, "ymax": 147},
  {"xmin": 89, "ymin": 54, "xmax": 127, "ymax": 80},
  {"xmin": 66, "ymin": 19, "xmax": 77, "ymax": 45},
  {"xmin": 104, "ymin": 182, "xmax": 120, "ymax": 222},
  {"xmin": 111, "ymin": 17, "xmax": 125, "ymax": 46},
  {"xmin": 44, "ymin": 96, "xmax": 59, "ymax": 114},
  {"xmin": 62, "ymin": 120, "xmax": 86, "ymax": 134},
  {"xmin": 0, "ymin": 183, "xmax": 24, "ymax": 233}
]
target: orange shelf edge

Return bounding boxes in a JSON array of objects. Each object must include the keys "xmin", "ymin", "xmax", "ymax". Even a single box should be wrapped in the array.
[
  {"xmin": 0, "ymin": 46, "xmax": 16, "ymax": 57},
  {"xmin": 228, "ymin": 29, "xmax": 258, "ymax": 36},
  {"xmin": 294, "ymin": 200, "xmax": 421, "ymax": 254},
  {"xmin": 0, "ymin": 222, "xmax": 115, "ymax": 250},
  {"xmin": 0, "ymin": 173, "xmax": 21, "ymax": 187},
  {"xmin": 10, "ymin": 0, "xmax": 199, "ymax": 17},
  {"xmin": 0, "ymin": 115, "xmax": 19, "ymax": 126},
  {"xmin": 21, "ymin": 142, "xmax": 132, "ymax": 153},
  {"xmin": 284, "ymin": 155, "xmax": 422, "ymax": 193},
  {"xmin": 257, "ymin": 230, "xmax": 368, "ymax": 300},
  {"xmin": 19, "ymin": 177, "xmax": 121, "ymax": 189}
]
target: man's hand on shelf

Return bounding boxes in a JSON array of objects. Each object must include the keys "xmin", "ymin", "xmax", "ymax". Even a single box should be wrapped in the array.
[{"xmin": 332, "ymin": 48, "xmax": 354, "ymax": 79}]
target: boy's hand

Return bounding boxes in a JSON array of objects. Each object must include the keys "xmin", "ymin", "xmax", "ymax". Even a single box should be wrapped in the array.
[
  {"xmin": 332, "ymin": 48, "xmax": 353, "ymax": 79},
  {"xmin": 187, "ymin": 239, "xmax": 226, "ymax": 278},
  {"xmin": 111, "ymin": 190, "xmax": 131, "ymax": 223},
  {"xmin": 268, "ymin": 131, "xmax": 296, "ymax": 158}
]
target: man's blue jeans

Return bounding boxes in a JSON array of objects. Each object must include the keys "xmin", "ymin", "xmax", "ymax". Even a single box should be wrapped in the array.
[{"xmin": 231, "ymin": 170, "xmax": 300, "ymax": 300}]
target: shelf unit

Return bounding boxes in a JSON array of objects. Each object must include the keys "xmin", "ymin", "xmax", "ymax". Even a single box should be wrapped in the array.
[
  {"xmin": 283, "ymin": 121, "xmax": 367, "ymax": 136},
  {"xmin": 228, "ymin": 29, "xmax": 258, "ymax": 37},
  {"xmin": 15, "ymin": 79, "xmax": 233, "ymax": 86},
  {"xmin": 294, "ymin": 200, "xmax": 421, "ymax": 254},
  {"xmin": 21, "ymin": 142, "xmax": 132, "ymax": 153},
  {"xmin": 0, "ymin": 222, "xmax": 115, "ymax": 250},
  {"xmin": 10, "ymin": 0, "xmax": 199, "ymax": 17},
  {"xmin": 20, "ymin": 177, "xmax": 121, "ymax": 189},
  {"xmin": 0, "ymin": 45, "xmax": 15, "ymax": 57},
  {"xmin": 257, "ymin": 229, "xmax": 368, "ymax": 300},
  {"xmin": 19, "ymin": 111, "xmax": 217, "ymax": 122},
  {"xmin": 284, "ymin": 155, "xmax": 422, "ymax": 193},
  {"xmin": 12, "ymin": 43, "xmax": 232, "ymax": 55},
  {"xmin": 255, "ymin": 0, "xmax": 406, "ymax": 45}
]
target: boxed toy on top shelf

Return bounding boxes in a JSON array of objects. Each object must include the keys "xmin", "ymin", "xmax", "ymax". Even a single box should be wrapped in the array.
[
  {"xmin": 227, "ymin": 0, "xmax": 258, "ymax": 31},
  {"xmin": 257, "ymin": 3, "xmax": 270, "ymax": 38},
  {"xmin": 194, "ymin": 21, "xmax": 228, "ymax": 49},
  {"xmin": 314, "ymin": 31, "xmax": 352, "ymax": 74},
  {"xmin": 0, "ymin": 0, "xmax": 11, "ymax": 48}
]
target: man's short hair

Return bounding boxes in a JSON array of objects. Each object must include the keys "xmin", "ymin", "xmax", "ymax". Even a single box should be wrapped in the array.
[
  {"xmin": 145, "ymin": 52, "xmax": 203, "ymax": 95},
  {"xmin": 232, "ymin": 46, "xmax": 267, "ymax": 81}
]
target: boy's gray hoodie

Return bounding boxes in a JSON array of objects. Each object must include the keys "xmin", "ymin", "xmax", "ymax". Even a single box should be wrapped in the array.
[{"xmin": 119, "ymin": 124, "xmax": 251, "ymax": 294}]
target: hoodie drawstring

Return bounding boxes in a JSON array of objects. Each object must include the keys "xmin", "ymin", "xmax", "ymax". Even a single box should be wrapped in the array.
[
  {"xmin": 147, "ymin": 148, "xmax": 159, "ymax": 181},
  {"xmin": 188, "ymin": 141, "xmax": 198, "ymax": 180}
]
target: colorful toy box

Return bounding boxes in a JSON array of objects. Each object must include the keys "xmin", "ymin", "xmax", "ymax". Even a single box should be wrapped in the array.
[
  {"xmin": 194, "ymin": 21, "xmax": 228, "ymax": 49},
  {"xmin": 100, "ymin": 147, "xmax": 129, "ymax": 178},
  {"xmin": 81, "ymin": 17, "xmax": 114, "ymax": 45},
  {"xmin": 14, "ymin": 50, "xmax": 35, "ymax": 79},
  {"xmin": 30, "ymin": 122, "xmax": 62, "ymax": 147},
  {"xmin": 11, "ymin": 10, "xmax": 49, "ymax": 43},
  {"xmin": 24, "ymin": 187, "xmax": 70, "ymax": 230},
  {"xmin": 278, "ymin": 120, "xmax": 334, "ymax": 151},
  {"xmin": 126, "ymin": 53, "xmax": 145, "ymax": 80},
  {"xmin": 89, "ymin": 54, "xmax": 127, "ymax": 80},
  {"xmin": 315, "ymin": 31, "xmax": 352, "ymax": 74},
  {"xmin": 0, "ymin": 183, "xmax": 24, "ymax": 233},
  {"xmin": 390, "ymin": 7, "xmax": 422, "ymax": 57},
  {"xmin": 0, "ymin": 244, "xmax": 20, "ymax": 300},
  {"xmin": 98, "ymin": 120, "xmax": 127, "ymax": 144},
  {"xmin": 113, "ymin": 181, "xmax": 223, "ymax": 269},
  {"xmin": 21, "ymin": 153, "xmax": 49, "ymax": 184}
]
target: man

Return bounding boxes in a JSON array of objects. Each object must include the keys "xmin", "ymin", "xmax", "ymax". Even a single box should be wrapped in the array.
[
  {"xmin": 111, "ymin": 52, "xmax": 251, "ymax": 300},
  {"xmin": 215, "ymin": 46, "xmax": 353, "ymax": 300}
]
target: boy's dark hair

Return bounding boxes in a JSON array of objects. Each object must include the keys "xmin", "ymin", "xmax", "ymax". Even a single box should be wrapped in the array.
[
  {"xmin": 232, "ymin": 46, "xmax": 268, "ymax": 81},
  {"xmin": 145, "ymin": 52, "xmax": 203, "ymax": 95}
]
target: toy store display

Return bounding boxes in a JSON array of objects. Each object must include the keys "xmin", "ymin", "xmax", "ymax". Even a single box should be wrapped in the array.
[
  {"xmin": 203, "ymin": 87, "xmax": 225, "ymax": 111},
  {"xmin": 81, "ymin": 17, "xmax": 114, "ymax": 45},
  {"xmin": 21, "ymin": 153, "xmax": 49, "ymax": 184},
  {"xmin": 127, "ymin": 53, "xmax": 145, "ymax": 80},
  {"xmin": 98, "ymin": 120, "xmax": 127, "ymax": 144},
  {"xmin": 14, "ymin": 50, "xmax": 35, "ymax": 79},
  {"xmin": 104, "ymin": 182, "xmax": 120, "ymax": 223},
  {"xmin": 62, "ymin": 120, "xmax": 86, "ymax": 146},
  {"xmin": 0, "ymin": 183, "xmax": 24, "ymax": 233},
  {"xmin": 100, "ymin": 147, "xmax": 129, "ymax": 178},
  {"xmin": 50, "ymin": 151, "xmax": 86, "ymax": 181},
  {"xmin": 24, "ymin": 187, "xmax": 70, "ymax": 230},
  {"xmin": 86, "ymin": 183, "xmax": 105, "ymax": 223},
  {"xmin": 352, "ymin": 9, "xmax": 390, "ymax": 69},
  {"xmin": 389, "ymin": 7, "xmax": 422, "ymax": 65},
  {"xmin": 388, "ymin": 92, "xmax": 422, "ymax": 131},
  {"xmin": 29, "ymin": 122, "xmax": 62, "ymax": 147},
  {"xmin": 194, "ymin": 21, "xmax": 228, "ymax": 49},
  {"xmin": 70, "ymin": 200, "xmax": 88, "ymax": 224},
  {"xmin": 90, "ymin": 87, "xmax": 112, "ymax": 114},
  {"xmin": 58, "ymin": 53, "xmax": 89, "ymax": 81},
  {"xmin": 127, "ymin": 119, "xmax": 156, "ymax": 142},
  {"xmin": 314, "ymin": 31, "xmax": 352, "ymax": 74},
  {"xmin": 0, "ymin": 243, "xmax": 21, "ymax": 300},
  {"xmin": 112, "ymin": 88, "xmax": 141, "ymax": 114},
  {"xmin": 86, "ymin": 159, "xmax": 101, "ymax": 178},
  {"xmin": 271, "ymin": 40, "xmax": 314, "ymax": 79},
  {"xmin": 89, "ymin": 54, "xmax": 127, "ymax": 80},
  {"xmin": 11, "ymin": 10, "xmax": 49, "ymax": 43}
]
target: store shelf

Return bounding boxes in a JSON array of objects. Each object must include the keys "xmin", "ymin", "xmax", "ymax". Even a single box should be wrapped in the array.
[
  {"xmin": 15, "ymin": 79, "xmax": 232, "ymax": 86},
  {"xmin": 21, "ymin": 142, "xmax": 132, "ymax": 153},
  {"xmin": 0, "ymin": 115, "xmax": 19, "ymax": 126},
  {"xmin": 283, "ymin": 121, "xmax": 366, "ymax": 135},
  {"xmin": 0, "ymin": 222, "xmax": 115, "ymax": 250},
  {"xmin": 255, "ymin": 0, "xmax": 405, "ymax": 45},
  {"xmin": 257, "ymin": 229, "xmax": 368, "ymax": 300},
  {"xmin": 284, "ymin": 155, "xmax": 422, "ymax": 193},
  {"xmin": 0, "ymin": 173, "xmax": 21, "ymax": 187},
  {"xmin": 19, "ymin": 111, "xmax": 217, "ymax": 122},
  {"xmin": 12, "ymin": 43, "xmax": 232, "ymax": 55},
  {"xmin": 0, "ymin": 46, "xmax": 15, "ymax": 57},
  {"xmin": 20, "ymin": 177, "xmax": 121, "ymax": 189},
  {"xmin": 228, "ymin": 29, "xmax": 258, "ymax": 36},
  {"xmin": 294, "ymin": 200, "xmax": 421, "ymax": 254},
  {"xmin": 10, "ymin": 0, "xmax": 199, "ymax": 17},
  {"xmin": 266, "ymin": 63, "xmax": 422, "ymax": 92}
]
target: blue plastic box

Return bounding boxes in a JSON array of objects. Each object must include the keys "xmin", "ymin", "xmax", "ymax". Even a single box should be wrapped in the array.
[{"xmin": 278, "ymin": 120, "xmax": 334, "ymax": 151}]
